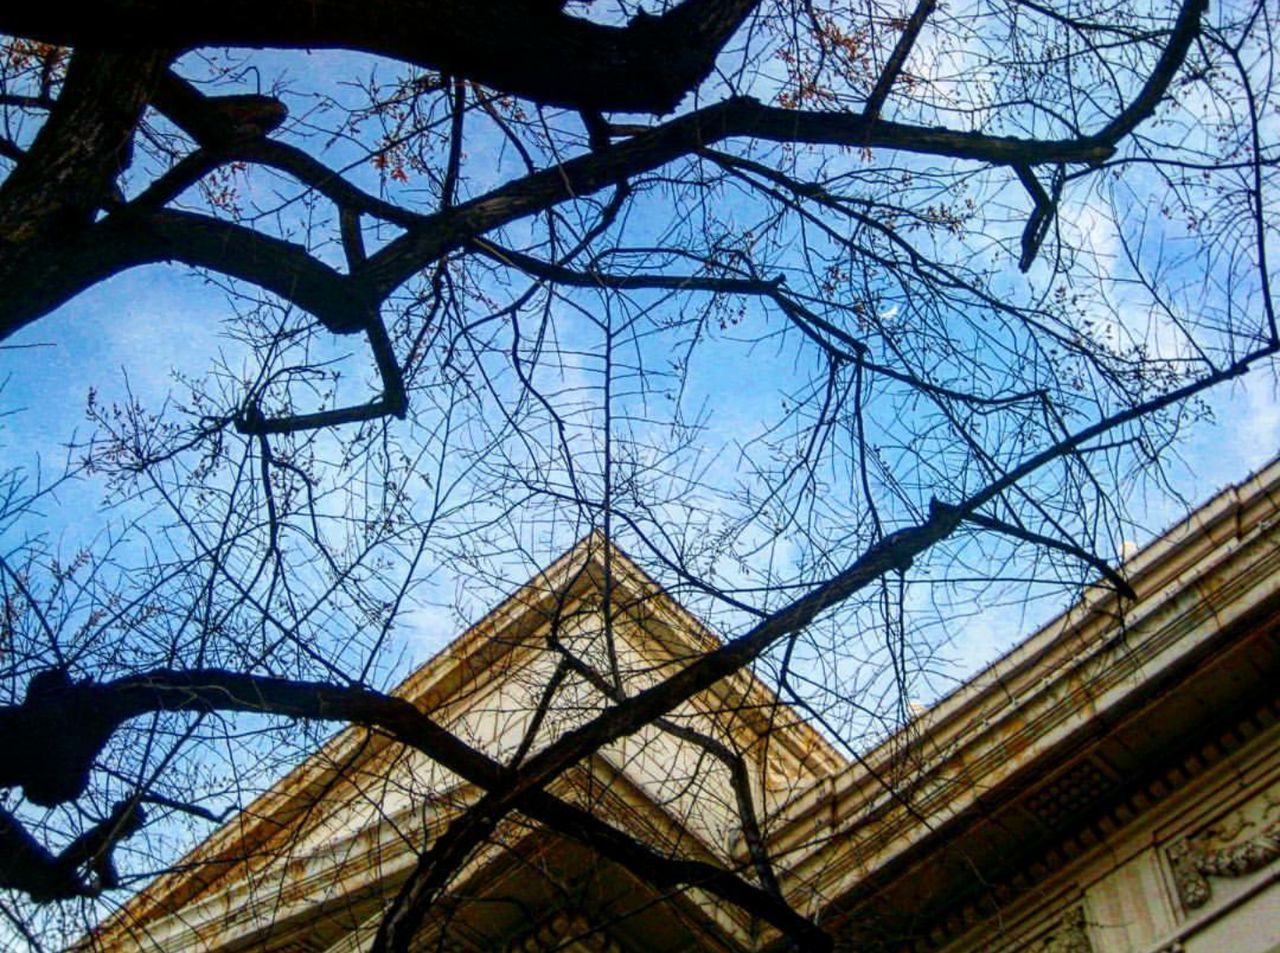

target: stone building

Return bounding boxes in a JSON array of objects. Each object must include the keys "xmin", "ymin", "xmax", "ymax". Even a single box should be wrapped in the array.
[{"xmin": 92, "ymin": 461, "xmax": 1280, "ymax": 952}]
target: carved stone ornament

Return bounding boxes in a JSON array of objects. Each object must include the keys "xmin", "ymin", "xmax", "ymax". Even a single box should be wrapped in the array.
[
  {"xmin": 1166, "ymin": 793, "xmax": 1280, "ymax": 911},
  {"xmin": 506, "ymin": 910, "xmax": 622, "ymax": 953},
  {"xmin": 1030, "ymin": 905, "xmax": 1094, "ymax": 953}
]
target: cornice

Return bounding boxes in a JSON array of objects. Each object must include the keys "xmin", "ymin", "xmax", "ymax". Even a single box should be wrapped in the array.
[
  {"xmin": 918, "ymin": 698, "xmax": 1280, "ymax": 953},
  {"xmin": 769, "ymin": 459, "xmax": 1280, "ymax": 906}
]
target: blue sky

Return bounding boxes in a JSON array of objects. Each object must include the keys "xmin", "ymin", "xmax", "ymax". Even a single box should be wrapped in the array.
[
  {"xmin": 0, "ymin": 21, "xmax": 1277, "ymax": 947},
  {"xmin": 2, "ymin": 26, "xmax": 1278, "ymax": 713},
  {"xmin": 4, "ymin": 256, "xmax": 1277, "ymax": 665}
]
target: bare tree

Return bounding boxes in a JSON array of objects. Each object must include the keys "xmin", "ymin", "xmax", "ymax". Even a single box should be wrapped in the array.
[{"xmin": 0, "ymin": 0, "xmax": 1276, "ymax": 948}]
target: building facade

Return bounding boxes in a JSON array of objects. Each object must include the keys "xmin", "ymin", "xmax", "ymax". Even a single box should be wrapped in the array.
[{"xmin": 92, "ymin": 462, "xmax": 1280, "ymax": 952}]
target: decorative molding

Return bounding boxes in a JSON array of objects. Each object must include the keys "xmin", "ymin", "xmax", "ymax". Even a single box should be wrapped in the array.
[
  {"xmin": 787, "ymin": 493, "xmax": 1280, "ymax": 897},
  {"xmin": 850, "ymin": 700, "xmax": 1280, "ymax": 953},
  {"xmin": 506, "ymin": 910, "xmax": 621, "ymax": 953},
  {"xmin": 1028, "ymin": 905, "xmax": 1093, "ymax": 953},
  {"xmin": 1166, "ymin": 787, "xmax": 1280, "ymax": 911},
  {"xmin": 1025, "ymin": 760, "xmax": 1112, "ymax": 828}
]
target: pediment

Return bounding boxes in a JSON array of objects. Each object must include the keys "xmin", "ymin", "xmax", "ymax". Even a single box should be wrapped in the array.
[{"xmin": 95, "ymin": 532, "xmax": 840, "ymax": 952}]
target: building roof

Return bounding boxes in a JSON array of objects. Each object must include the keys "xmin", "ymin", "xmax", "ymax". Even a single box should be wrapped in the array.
[
  {"xmin": 92, "ymin": 462, "xmax": 1280, "ymax": 951},
  {"xmin": 93, "ymin": 531, "xmax": 842, "ymax": 951}
]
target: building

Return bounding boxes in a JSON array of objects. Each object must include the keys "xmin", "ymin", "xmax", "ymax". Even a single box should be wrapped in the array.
[{"xmin": 92, "ymin": 461, "xmax": 1280, "ymax": 952}]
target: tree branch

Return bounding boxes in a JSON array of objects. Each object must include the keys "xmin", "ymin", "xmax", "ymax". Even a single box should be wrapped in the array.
[
  {"xmin": 150, "ymin": 70, "xmax": 286, "ymax": 147},
  {"xmin": 365, "ymin": 97, "xmax": 1120, "ymax": 297},
  {"xmin": 1014, "ymin": 163, "xmax": 1061, "ymax": 272},
  {"xmin": 961, "ymin": 509, "xmax": 1136, "ymax": 599},
  {"xmin": 1095, "ymin": 0, "xmax": 1208, "ymax": 143},
  {"xmin": 360, "ymin": 342, "xmax": 1280, "ymax": 948},
  {"xmin": 0, "ymin": 48, "xmax": 168, "ymax": 246},
  {"xmin": 548, "ymin": 644, "xmax": 783, "ymax": 900},
  {"xmin": 0, "ymin": 0, "xmax": 761, "ymax": 114},
  {"xmin": 0, "ymin": 206, "xmax": 371, "ymax": 341},
  {"xmin": 0, "ymin": 48, "xmax": 171, "ymax": 339},
  {"xmin": 0, "ymin": 667, "xmax": 827, "ymax": 948},
  {"xmin": 0, "ymin": 91, "xmax": 1140, "ymax": 344},
  {"xmin": 0, "ymin": 800, "xmax": 145, "ymax": 902},
  {"xmin": 863, "ymin": 0, "xmax": 935, "ymax": 121}
]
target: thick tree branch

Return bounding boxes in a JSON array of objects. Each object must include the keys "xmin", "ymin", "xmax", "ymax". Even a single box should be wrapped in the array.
[
  {"xmin": 548, "ymin": 645, "xmax": 783, "ymax": 900},
  {"xmin": 863, "ymin": 0, "xmax": 935, "ymax": 121},
  {"xmin": 150, "ymin": 70, "xmax": 286, "ymax": 147},
  {"xmin": 1, "ymin": 94, "xmax": 1092, "ymax": 343},
  {"xmin": 0, "ymin": 0, "xmax": 760, "ymax": 114},
  {"xmin": 0, "ymin": 137, "xmax": 24, "ymax": 163},
  {"xmin": 0, "ymin": 92, "xmax": 1146, "ymax": 344},
  {"xmin": 0, "ymin": 48, "xmax": 168, "ymax": 246},
  {"xmin": 0, "ymin": 48, "xmax": 170, "ymax": 339},
  {"xmin": 0, "ymin": 667, "xmax": 826, "ymax": 947},
  {"xmin": 144, "ymin": 70, "xmax": 423, "ymax": 229},
  {"xmin": 365, "ymin": 97, "xmax": 1121, "ymax": 297},
  {"xmin": 0, "ymin": 207, "xmax": 371, "ymax": 341},
  {"xmin": 234, "ymin": 309, "xmax": 409, "ymax": 435},
  {"xmin": 1015, "ymin": 163, "xmax": 1061, "ymax": 272},
  {"xmin": 1095, "ymin": 0, "xmax": 1208, "ymax": 143},
  {"xmin": 528, "ymin": 793, "xmax": 825, "ymax": 948},
  {"xmin": 0, "ymin": 800, "xmax": 145, "ymax": 902},
  {"xmin": 0, "ymin": 0, "xmax": 1208, "ymax": 355}
]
